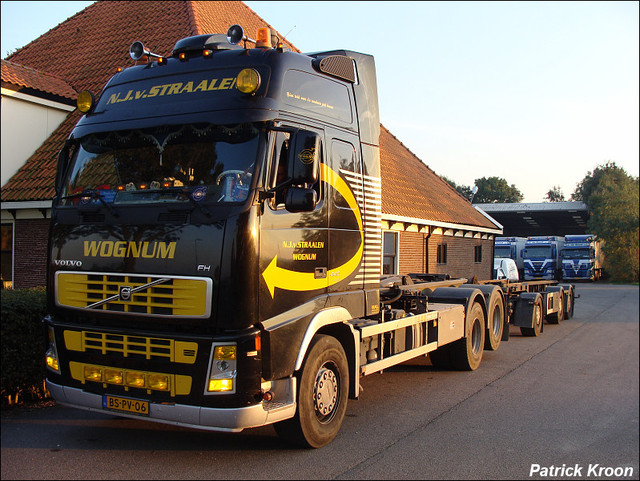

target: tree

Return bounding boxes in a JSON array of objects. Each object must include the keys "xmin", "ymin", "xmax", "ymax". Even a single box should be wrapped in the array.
[
  {"xmin": 472, "ymin": 176, "xmax": 523, "ymax": 203},
  {"xmin": 571, "ymin": 161, "xmax": 630, "ymax": 201},
  {"xmin": 544, "ymin": 186, "xmax": 565, "ymax": 202},
  {"xmin": 574, "ymin": 162, "xmax": 639, "ymax": 282},
  {"xmin": 442, "ymin": 176, "xmax": 473, "ymax": 199}
]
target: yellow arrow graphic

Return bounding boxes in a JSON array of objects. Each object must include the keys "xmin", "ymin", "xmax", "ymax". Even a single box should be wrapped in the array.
[{"xmin": 262, "ymin": 164, "xmax": 364, "ymax": 298}]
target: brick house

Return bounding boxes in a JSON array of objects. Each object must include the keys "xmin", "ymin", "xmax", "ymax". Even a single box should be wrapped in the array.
[{"xmin": 1, "ymin": 0, "xmax": 501, "ymax": 289}]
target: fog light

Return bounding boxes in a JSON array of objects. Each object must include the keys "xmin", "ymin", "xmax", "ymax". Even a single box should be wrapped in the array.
[
  {"xmin": 125, "ymin": 371, "xmax": 146, "ymax": 388},
  {"xmin": 148, "ymin": 374, "xmax": 170, "ymax": 391},
  {"xmin": 84, "ymin": 365, "xmax": 102, "ymax": 382},
  {"xmin": 208, "ymin": 379, "xmax": 234, "ymax": 392},
  {"xmin": 104, "ymin": 369, "xmax": 124, "ymax": 385}
]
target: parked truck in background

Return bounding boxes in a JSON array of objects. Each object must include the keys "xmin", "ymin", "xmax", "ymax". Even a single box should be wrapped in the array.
[
  {"xmin": 522, "ymin": 236, "xmax": 564, "ymax": 281},
  {"xmin": 494, "ymin": 236, "xmax": 526, "ymax": 278},
  {"xmin": 43, "ymin": 25, "xmax": 576, "ymax": 448},
  {"xmin": 562, "ymin": 235, "xmax": 604, "ymax": 281}
]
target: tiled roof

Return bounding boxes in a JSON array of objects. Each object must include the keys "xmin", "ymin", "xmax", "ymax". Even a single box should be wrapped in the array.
[
  {"xmin": 1, "ymin": 0, "xmax": 499, "ymax": 230},
  {"xmin": 1, "ymin": 59, "xmax": 76, "ymax": 101}
]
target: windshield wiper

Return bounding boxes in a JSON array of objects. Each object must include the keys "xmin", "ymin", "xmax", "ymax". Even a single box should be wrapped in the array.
[{"xmin": 62, "ymin": 189, "xmax": 119, "ymax": 217}]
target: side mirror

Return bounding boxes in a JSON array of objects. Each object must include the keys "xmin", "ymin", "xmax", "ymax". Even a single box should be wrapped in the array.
[
  {"xmin": 289, "ymin": 130, "xmax": 320, "ymax": 185},
  {"xmin": 285, "ymin": 187, "xmax": 317, "ymax": 213}
]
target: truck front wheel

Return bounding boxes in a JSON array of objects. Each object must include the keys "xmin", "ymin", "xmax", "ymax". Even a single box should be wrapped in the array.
[{"xmin": 274, "ymin": 335, "xmax": 349, "ymax": 448}]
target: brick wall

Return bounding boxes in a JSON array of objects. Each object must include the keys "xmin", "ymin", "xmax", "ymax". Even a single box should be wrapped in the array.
[
  {"xmin": 396, "ymin": 231, "xmax": 493, "ymax": 280},
  {"xmin": 14, "ymin": 218, "xmax": 49, "ymax": 288}
]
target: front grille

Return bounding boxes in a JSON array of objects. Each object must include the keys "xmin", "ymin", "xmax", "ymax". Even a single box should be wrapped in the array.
[
  {"xmin": 63, "ymin": 330, "xmax": 198, "ymax": 364},
  {"xmin": 56, "ymin": 272, "xmax": 212, "ymax": 318}
]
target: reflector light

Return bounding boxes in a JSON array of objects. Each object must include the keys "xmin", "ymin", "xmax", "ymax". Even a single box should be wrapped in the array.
[{"xmin": 236, "ymin": 68, "xmax": 261, "ymax": 94}]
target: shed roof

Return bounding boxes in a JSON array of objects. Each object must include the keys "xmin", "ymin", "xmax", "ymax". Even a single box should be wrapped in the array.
[{"xmin": 0, "ymin": 0, "xmax": 499, "ymax": 231}]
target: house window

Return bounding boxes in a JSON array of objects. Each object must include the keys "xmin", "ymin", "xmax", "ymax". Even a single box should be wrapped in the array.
[
  {"xmin": 474, "ymin": 245, "xmax": 482, "ymax": 263},
  {"xmin": 383, "ymin": 231, "xmax": 398, "ymax": 275},
  {"xmin": 1, "ymin": 224, "xmax": 13, "ymax": 289},
  {"xmin": 437, "ymin": 243, "xmax": 447, "ymax": 264}
]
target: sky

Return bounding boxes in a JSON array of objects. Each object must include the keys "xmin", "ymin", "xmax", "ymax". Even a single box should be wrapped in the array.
[{"xmin": 2, "ymin": 1, "xmax": 638, "ymax": 202}]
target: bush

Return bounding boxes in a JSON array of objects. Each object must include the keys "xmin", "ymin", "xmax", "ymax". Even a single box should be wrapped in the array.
[{"xmin": 1, "ymin": 287, "xmax": 50, "ymax": 406}]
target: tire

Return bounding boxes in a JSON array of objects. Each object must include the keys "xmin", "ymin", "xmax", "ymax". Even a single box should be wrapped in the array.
[
  {"xmin": 547, "ymin": 292, "xmax": 564, "ymax": 324},
  {"xmin": 429, "ymin": 344, "xmax": 452, "ymax": 369},
  {"xmin": 484, "ymin": 291, "xmax": 505, "ymax": 351},
  {"xmin": 449, "ymin": 302, "xmax": 485, "ymax": 371},
  {"xmin": 273, "ymin": 335, "xmax": 349, "ymax": 448},
  {"xmin": 520, "ymin": 297, "xmax": 543, "ymax": 337},
  {"xmin": 564, "ymin": 288, "xmax": 575, "ymax": 319}
]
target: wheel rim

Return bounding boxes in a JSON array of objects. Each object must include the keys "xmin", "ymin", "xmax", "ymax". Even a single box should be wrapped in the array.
[
  {"xmin": 313, "ymin": 363, "xmax": 339, "ymax": 423},
  {"xmin": 471, "ymin": 318, "xmax": 482, "ymax": 355},
  {"xmin": 492, "ymin": 306, "xmax": 502, "ymax": 338},
  {"xmin": 533, "ymin": 303, "xmax": 542, "ymax": 332}
]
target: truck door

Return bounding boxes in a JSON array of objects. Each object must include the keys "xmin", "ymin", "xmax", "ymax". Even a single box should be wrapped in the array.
[
  {"xmin": 259, "ymin": 128, "xmax": 328, "ymax": 321},
  {"xmin": 327, "ymin": 137, "xmax": 366, "ymax": 296}
]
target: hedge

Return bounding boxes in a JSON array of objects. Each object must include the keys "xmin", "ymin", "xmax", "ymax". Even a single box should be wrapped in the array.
[{"xmin": 1, "ymin": 287, "xmax": 50, "ymax": 405}]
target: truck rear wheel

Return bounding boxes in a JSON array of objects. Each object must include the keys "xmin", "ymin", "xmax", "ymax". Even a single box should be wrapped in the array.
[
  {"xmin": 273, "ymin": 335, "xmax": 349, "ymax": 448},
  {"xmin": 520, "ymin": 297, "xmax": 543, "ymax": 336},
  {"xmin": 450, "ymin": 302, "xmax": 485, "ymax": 371},
  {"xmin": 484, "ymin": 291, "xmax": 504, "ymax": 351}
]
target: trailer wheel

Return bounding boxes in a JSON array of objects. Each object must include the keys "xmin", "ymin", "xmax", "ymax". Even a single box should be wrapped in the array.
[
  {"xmin": 450, "ymin": 302, "xmax": 485, "ymax": 371},
  {"xmin": 273, "ymin": 335, "xmax": 348, "ymax": 448},
  {"xmin": 547, "ymin": 293, "xmax": 564, "ymax": 324},
  {"xmin": 484, "ymin": 291, "xmax": 505, "ymax": 351},
  {"xmin": 520, "ymin": 297, "xmax": 543, "ymax": 337},
  {"xmin": 564, "ymin": 288, "xmax": 575, "ymax": 319}
]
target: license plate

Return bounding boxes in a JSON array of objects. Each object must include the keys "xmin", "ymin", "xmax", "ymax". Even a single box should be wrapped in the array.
[{"xmin": 103, "ymin": 395, "xmax": 150, "ymax": 416}]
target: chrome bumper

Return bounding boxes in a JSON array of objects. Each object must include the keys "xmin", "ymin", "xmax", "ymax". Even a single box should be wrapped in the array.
[{"xmin": 46, "ymin": 378, "xmax": 296, "ymax": 432}]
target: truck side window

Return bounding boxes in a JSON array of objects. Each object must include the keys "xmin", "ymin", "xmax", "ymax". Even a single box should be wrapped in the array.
[
  {"xmin": 331, "ymin": 140, "xmax": 359, "ymax": 210},
  {"xmin": 269, "ymin": 131, "xmax": 291, "ymax": 207}
]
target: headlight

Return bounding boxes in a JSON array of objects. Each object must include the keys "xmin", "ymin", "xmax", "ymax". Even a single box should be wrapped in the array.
[
  {"xmin": 205, "ymin": 343, "xmax": 237, "ymax": 394},
  {"xmin": 45, "ymin": 326, "xmax": 61, "ymax": 374}
]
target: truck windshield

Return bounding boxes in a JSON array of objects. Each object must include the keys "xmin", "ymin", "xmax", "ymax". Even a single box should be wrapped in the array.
[
  {"xmin": 60, "ymin": 122, "xmax": 264, "ymax": 206},
  {"xmin": 494, "ymin": 246, "xmax": 511, "ymax": 258},
  {"xmin": 563, "ymin": 249, "xmax": 590, "ymax": 259},
  {"xmin": 524, "ymin": 246, "xmax": 552, "ymax": 258}
]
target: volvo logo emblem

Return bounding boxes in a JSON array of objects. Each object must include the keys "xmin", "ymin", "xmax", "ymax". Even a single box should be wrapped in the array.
[{"xmin": 119, "ymin": 286, "xmax": 132, "ymax": 301}]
